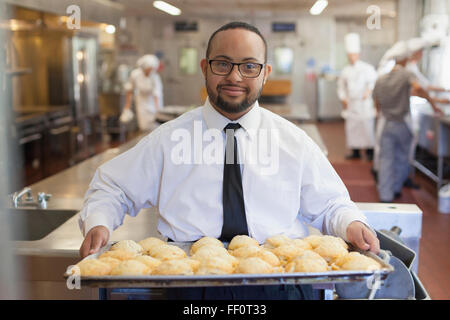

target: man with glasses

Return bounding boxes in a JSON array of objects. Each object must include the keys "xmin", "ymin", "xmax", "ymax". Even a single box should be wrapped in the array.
[{"xmin": 78, "ymin": 22, "xmax": 379, "ymax": 300}]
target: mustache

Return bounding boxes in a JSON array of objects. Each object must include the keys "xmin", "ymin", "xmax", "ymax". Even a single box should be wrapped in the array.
[{"xmin": 217, "ymin": 84, "xmax": 248, "ymax": 92}]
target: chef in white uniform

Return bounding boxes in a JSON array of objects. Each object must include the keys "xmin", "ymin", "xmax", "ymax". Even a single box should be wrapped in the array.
[
  {"xmin": 337, "ymin": 33, "xmax": 378, "ymax": 160},
  {"xmin": 121, "ymin": 54, "xmax": 161, "ymax": 131}
]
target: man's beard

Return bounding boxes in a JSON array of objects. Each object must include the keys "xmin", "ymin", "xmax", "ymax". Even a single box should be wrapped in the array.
[{"xmin": 206, "ymin": 81, "xmax": 263, "ymax": 114}]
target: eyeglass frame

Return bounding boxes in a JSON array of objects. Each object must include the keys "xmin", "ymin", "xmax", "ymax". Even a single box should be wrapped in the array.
[{"xmin": 208, "ymin": 59, "xmax": 265, "ymax": 78}]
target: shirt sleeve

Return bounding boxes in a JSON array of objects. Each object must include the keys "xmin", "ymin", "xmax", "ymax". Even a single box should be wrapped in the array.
[
  {"xmin": 124, "ymin": 69, "xmax": 137, "ymax": 92},
  {"xmin": 298, "ymin": 134, "xmax": 374, "ymax": 241},
  {"xmin": 337, "ymin": 71, "xmax": 348, "ymax": 102},
  {"xmin": 366, "ymin": 65, "xmax": 378, "ymax": 91},
  {"xmin": 78, "ymin": 129, "xmax": 164, "ymax": 237}
]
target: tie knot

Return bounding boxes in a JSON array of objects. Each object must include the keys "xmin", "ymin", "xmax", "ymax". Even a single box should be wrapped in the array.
[{"xmin": 224, "ymin": 123, "xmax": 241, "ymax": 132}]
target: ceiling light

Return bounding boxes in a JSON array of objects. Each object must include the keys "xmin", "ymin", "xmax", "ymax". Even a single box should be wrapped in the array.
[
  {"xmin": 105, "ymin": 24, "xmax": 116, "ymax": 34},
  {"xmin": 153, "ymin": 1, "xmax": 181, "ymax": 16},
  {"xmin": 310, "ymin": 0, "xmax": 328, "ymax": 15}
]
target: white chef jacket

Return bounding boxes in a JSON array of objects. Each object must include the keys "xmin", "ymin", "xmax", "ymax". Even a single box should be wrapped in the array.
[
  {"xmin": 125, "ymin": 68, "xmax": 159, "ymax": 130},
  {"xmin": 78, "ymin": 98, "xmax": 370, "ymax": 243},
  {"xmin": 337, "ymin": 60, "xmax": 378, "ymax": 149}
]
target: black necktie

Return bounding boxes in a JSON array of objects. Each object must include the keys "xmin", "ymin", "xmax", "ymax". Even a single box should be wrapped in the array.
[{"xmin": 220, "ymin": 123, "xmax": 248, "ymax": 242}]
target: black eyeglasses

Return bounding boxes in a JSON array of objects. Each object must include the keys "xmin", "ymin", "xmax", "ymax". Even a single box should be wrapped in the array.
[{"xmin": 208, "ymin": 60, "xmax": 264, "ymax": 78}]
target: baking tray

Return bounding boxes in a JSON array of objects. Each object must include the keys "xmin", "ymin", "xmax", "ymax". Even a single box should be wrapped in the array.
[{"xmin": 65, "ymin": 242, "xmax": 394, "ymax": 288}]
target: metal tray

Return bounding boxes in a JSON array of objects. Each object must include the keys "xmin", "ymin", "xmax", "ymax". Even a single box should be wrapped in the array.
[{"xmin": 65, "ymin": 242, "xmax": 394, "ymax": 288}]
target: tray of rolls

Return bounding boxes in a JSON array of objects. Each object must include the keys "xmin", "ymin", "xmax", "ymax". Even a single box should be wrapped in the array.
[{"xmin": 65, "ymin": 234, "xmax": 394, "ymax": 288}]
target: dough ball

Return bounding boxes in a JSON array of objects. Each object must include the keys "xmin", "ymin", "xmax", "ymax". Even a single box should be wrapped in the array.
[
  {"xmin": 285, "ymin": 251, "xmax": 328, "ymax": 273},
  {"xmin": 138, "ymin": 237, "xmax": 166, "ymax": 255},
  {"xmin": 264, "ymin": 235, "xmax": 292, "ymax": 248},
  {"xmin": 227, "ymin": 235, "xmax": 259, "ymax": 251},
  {"xmin": 110, "ymin": 260, "xmax": 150, "ymax": 276},
  {"xmin": 195, "ymin": 256, "xmax": 235, "ymax": 275},
  {"xmin": 150, "ymin": 244, "xmax": 187, "ymax": 261},
  {"xmin": 336, "ymin": 252, "xmax": 381, "ymax": 271},
  {"xmin": 235, "ymin": 257, "xmax": 273, "ymax": 274},
  {"xmin": 110, "ymin": 240, "xmax": 143, "ymax": 254},
  {"xmin": 134, "ymin": 255, "xmax": 162, "ymax": 272},
  {"xmin": 99, "ymin": 249, "xmax": 138, "ymax": 261},
  {"xmin": 270, "ymin": 244, "xmax": 307, "ymax": 265},
  {"xmin": 152, "ymin": 259, "xmax": 197, "ymax": 275},
  {"xmin": 76, "ymin": 259, "xmax": 112, "ymax": 276},
  {"xmin": 98, "ymin": 257, "xmax": 121, "ymax": 270},
  {"xmin": 190, "ymin": 237, "xmax": 224, "ymax": 255}
]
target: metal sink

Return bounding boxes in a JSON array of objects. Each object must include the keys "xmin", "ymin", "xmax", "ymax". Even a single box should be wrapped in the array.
[{"xmin": 4, "ymin": 208, "xmax": 78, "ymax": 241}]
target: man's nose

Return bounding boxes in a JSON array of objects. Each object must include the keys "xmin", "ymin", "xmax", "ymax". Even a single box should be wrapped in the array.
[{"xmin": 225, "ymin": 64, "xmax": 243, "ymax": 81}]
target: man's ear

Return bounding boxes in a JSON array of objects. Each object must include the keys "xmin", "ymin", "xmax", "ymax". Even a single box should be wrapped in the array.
[
  {"xmin": 200, "ymin": 59, "xmax": 208, "ymax": 77},
  {"xmin": 263, "ymin": 64, "xmax": 271, "ymax": 85}
]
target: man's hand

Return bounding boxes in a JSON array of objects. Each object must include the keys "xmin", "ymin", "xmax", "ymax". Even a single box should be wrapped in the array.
[
  {"xmin": 79, "ymin": 226, "xmax": 110, "ymax": 258},
  {"xmin": 346, "ymin": 221, "xmax": 380, "ymax": 254}
]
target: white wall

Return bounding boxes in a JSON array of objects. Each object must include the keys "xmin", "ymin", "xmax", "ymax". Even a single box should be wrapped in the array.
[{"xmin": 121, "ymin": 13, "xmax": 398, "ymax": 107}]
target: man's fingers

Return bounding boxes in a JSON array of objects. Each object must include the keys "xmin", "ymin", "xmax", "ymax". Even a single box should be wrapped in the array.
[
  {"xmin": 89, "ymin": 232, "xmax": 105, "ymax": 255},
  {"xmin": 363, "ymin": 228, "xmax": 380, "ymax": 254},
  {"xmin": 352, "ymin": 229, "xmax": 370, "ymax": 251},
  {"xmin": 79, "ymin": 233, "xmax": 92, "ymax": 258}
]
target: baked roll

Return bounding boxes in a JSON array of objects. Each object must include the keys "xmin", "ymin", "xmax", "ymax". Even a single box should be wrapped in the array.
[
  {"xmin": 76, "ymin": 259, "xmax": 112, "ymax": 276},
  {"xmin": 190, "ymin": 237, "xmax": 224, "ymax": 255},
  {"xmin": 150, "ymin": 244, "xmax": 187, "ymax": 261},
  {"xmin": 270, "ymin": 244, "xmax": 307, "ymax": 265},
  {"xmin": 98, "ymin": 257, "xmax": 121, "ymax": 270},
  {"xmin": 152, "ymin": 259, "xmax": 198, "ymax": 275},
  {"xmin": 98, "ymin": 249, "xmax": 138, "ymax": 261},
  {"xmin": 313, "ymin": 239, "xmax": 348, "ymax": 263},
  {"xmin": 191, "ymin": 245, "xmax": 239, "ymax": 267},
  {"xmin": 134, "ymin": 255, "xmax": 162, "ymax": 272},
  {"xmin": 110, "ymin": 240, "xmax": 143, "ymax": 255},
  {"xmin": 138, "ymin": 237, "xmax": 166, "ymax": 255},
  {"xmin": 110, "ymin": 260, "xmax": 150, "ymax": 276},
  {"xmin": 285, "ymin": 251, "xmax": 328, "ymax": 273},
  {"xmin": 235, "ymin": 257, "xmax": 273, "ymax": 274},
  {"xmin": 195, "ymin": 256, "xmax": 235, "ymax": 275},
  {"xmin": 335, "ymin": 252, "xmax": 381, "ymax": 271},
  {"xmin": 264, "ymin": 235, "xmax": 292, "ymax": 248},
  {"xmin": 227, "ymin": 235, "xmax": 259, "ymax": 251}
]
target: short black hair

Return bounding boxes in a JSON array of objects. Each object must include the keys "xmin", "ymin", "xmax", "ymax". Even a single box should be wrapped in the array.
[{"xmin": 206, "ymin": 21, "xmax": 267, "ymax": 62}]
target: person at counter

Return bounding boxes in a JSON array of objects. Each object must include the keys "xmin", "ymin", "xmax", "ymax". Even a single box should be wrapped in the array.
[
  {"xmin": 120, "ymin": 54, "xmax": 162, "ymax": 131},
  {"xmin": 79, "ymin": 22, "xmax": 379, "ymax": 299},
  {"xmin": 372, "ymin": 41, "xmax": 443, "ymax": 203},
  {"xmin": 406, "ymin": 37, "xmax": 450, "ymax": 103},
  {"xmin": 337, "ymin": 33, "xmax": 378, "ymax": 161}
]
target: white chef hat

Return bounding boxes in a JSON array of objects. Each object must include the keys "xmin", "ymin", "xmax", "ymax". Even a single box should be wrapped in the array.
[
  {"xmin": 387, "ymin": 41, "xmax": 410, "ymax": 61},
  {"xmin": 344, "ymin": 33, "xmax": 361, "ymax": 54},
  {"xmin": 407, "ymin": 37, "xmax": 428, "ymax": 54},
  {"xmin": 137, "ymin": 54, "xmax": 160, "ymax": 70}
]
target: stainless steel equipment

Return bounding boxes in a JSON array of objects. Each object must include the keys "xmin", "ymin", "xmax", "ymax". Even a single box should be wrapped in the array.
[
  {"xmin": 335, "ymin": 229, "xmax": 430, "ymax": 300},
  {"xmin": 317, "ymin": 76, "xmax": 342, "ymax": 120},
  {"xmin": 357, "ymin": 202, "xmax": 422, "ymax": 273},
  {"xmin": 412, "ymin": 108, "xmax": 450, "ymax": 189}
]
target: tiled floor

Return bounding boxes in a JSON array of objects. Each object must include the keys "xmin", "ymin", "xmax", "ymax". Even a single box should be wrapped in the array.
[{"xmin": 315, "ymin": 120, "xmax": 450, "ymax": 300}]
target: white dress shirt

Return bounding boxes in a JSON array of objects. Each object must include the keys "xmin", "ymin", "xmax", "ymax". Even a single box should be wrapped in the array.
[{"xmin": 79, "ymin": 98, "xmax": 370, "ymax": 243}]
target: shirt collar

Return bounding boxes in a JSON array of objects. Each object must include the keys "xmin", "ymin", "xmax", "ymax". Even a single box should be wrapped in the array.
[{"xmin": 202, "ymin": 97, "xmax": 261, "ymax": 141}]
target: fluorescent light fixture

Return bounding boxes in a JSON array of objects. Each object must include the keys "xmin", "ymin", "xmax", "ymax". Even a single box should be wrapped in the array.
[
  {"xmin": 310, "ymin": 0, "xmax": 328, "ymax": 15},
  {"xmin": 153, "ymin": 1, "xmax": 181, "ymax": 16}
]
